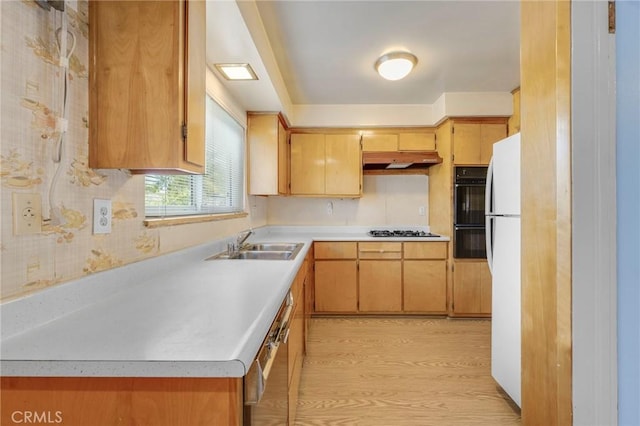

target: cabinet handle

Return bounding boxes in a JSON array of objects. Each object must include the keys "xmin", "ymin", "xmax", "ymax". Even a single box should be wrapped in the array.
[{"xmin": 359, "ymin": 249, "xmax": 402, "ymax": 253}]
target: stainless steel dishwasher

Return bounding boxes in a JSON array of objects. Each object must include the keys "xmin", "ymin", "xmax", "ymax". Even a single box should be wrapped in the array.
[{"xmin": 244, "ymin": 291, "xmax": 293, "ymax": 426}]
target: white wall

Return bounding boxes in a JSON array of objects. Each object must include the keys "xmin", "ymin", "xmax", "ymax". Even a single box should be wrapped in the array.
[
  {"xmin": 572, "ymin": 2, "xmax": 618, "ymax": 424},
  {"xmin": 267, "ymin": 175, "xmax": 429, "ymax": 227}
]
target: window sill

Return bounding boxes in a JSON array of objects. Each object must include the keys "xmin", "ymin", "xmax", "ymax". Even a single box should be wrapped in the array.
[{"xmin": 144, "ymin": 212, "xmax": 249, "ymax": 228}]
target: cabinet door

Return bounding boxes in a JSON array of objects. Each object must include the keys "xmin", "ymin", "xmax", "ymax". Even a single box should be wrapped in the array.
[
  {"xmin": 248, "ymin": 114, "xmax": 288, "ymax": 195},
  {"xmin": 89, "ymin": 0, "xmax": 204, "ymax": 173},
  {"xmin": 248, "ymin": 114, "xmax": 278, "ymax": 195},
  {"xmin": 480, "ymin": 124, "xmax": 508, "ymax": 164},
  {"xmin": 452, "ymin": 261, "xmax": 492, "ymax": 315},
  {"xmin": 325, "ymin": 134, "xmax": 361, "ymax": 196},
  {"xmin": 314, "ymin": 260, "xmax": 358, "ymax": 312},
  {"xmin": 287, "ymin": 299, "xmax": 304, "ymax": 425},
  {"xmin": 479, "ymin": 262, "xmax": 492, "ymax": 314},
  {"xmin": 429, "ymin": 121, "xmax": 453, "ymax": 236},
  {"xmin": 452, "ymin": 123, "xmax": 482, "ymax": 165},
  {"xmin": 290, "ymin": 134, "xmax": 325, "ymax": 195},
  {"xmin": 278, "ymin": 120, "xmax": 289, "ymax": 195},
  {"xmin": 403, "ymin": 260, "xmax": 447, "ymax": 312},
  {"xmin": 398, "ymin": 133, "xmax": 436, "ymax": 151},
  {"xmin": 361, "ymin": 134, "xmax": 398, "ymax": 152},
  {"xmin": 359, "ymin": 260, "xmax": 402, "ymax": 312},
  {"xmin": 184, "ymin": 0, "xmax": 206, "ymax": 168}
]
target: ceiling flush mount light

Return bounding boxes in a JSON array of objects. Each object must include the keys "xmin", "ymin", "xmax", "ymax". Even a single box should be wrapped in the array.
[
  {"xmin": 214, "ymin": 63, "xmax": 258, "ymax": 81},
  {"xmin": 375, "ymin": 52, "xmax": 418, "ymax": 81}
]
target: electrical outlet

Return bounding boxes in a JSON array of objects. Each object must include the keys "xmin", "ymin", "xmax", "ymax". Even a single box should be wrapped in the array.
[
  {"xmin": 12, "ymin": 193, "xmax": 42, "ymax": 235},
  {"xmin": 326, "ymin": 201, "xmax": 333, "ymax": 215},
  {"xmin": 93, "ymin": 199, "xmax": 112, "ymax": 234},
  {"xmin": 418, "ymin": 205, "xmax": 426, "ymax": 216}
]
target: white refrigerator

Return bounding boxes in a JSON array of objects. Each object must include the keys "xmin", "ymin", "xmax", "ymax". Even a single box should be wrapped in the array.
[{"xmin": 485, "ymin": 133, "xmax": 521, "ymax": 407}]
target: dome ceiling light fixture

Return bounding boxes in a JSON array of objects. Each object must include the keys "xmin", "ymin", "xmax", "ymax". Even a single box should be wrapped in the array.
[{"xmin": 374, "ymin": 51, "xmax": 418, "ymax": 81}]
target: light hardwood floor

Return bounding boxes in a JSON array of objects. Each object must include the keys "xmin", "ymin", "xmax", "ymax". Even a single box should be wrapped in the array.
[{"xmin": 295, "ymin": 317, "xmax": 521, "ymax": 426}]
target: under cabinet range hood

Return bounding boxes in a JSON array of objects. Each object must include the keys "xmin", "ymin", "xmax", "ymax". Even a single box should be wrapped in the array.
[{"xmin": 362, "ymin": 151, "xmax": 443, "ymax": 172}]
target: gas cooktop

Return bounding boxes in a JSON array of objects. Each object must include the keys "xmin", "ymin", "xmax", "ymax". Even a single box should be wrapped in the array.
[{"xmin": 368, "ymin": 230, "xmax": 440, "ymax": 238}]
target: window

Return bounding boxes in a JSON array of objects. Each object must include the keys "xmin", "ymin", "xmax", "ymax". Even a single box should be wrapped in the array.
[{"xmin": 145, "ymin": 96, "xmax": 245, "ymax": 217}]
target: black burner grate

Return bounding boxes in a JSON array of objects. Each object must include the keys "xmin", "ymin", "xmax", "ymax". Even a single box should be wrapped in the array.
[{"xmin": 368, "ymin": 230, "xmax": 439, "ymax": 238}]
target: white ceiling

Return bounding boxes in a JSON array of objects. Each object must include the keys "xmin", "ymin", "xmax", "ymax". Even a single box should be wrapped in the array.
[{"xmin": 206, "ymin": 0, "xmax": 520, "ymax": 118}]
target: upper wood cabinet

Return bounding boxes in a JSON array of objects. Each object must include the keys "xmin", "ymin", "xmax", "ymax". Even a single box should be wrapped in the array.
[
  {"xmin": 290, "ymin": 133, "xmax": 326, "ymax": 195},
  {"xmin": 361, "ymin": 131, "xmax": 436, "ymax": 152},
  {"xmin": 89, "ymin": 0, "xmax": 205, "ymax": 174},
  {"xmin": 452, "ymin": 122, "xmax": 507, "ymax": 165},
  {"xmin": 248, "ymin": 113, "xmax": 288, "ymax": 195},
  {"xmin": 398, "ymin": 133, "xmax": 436, "ymax": 151},
  {"xmin": 361, "ymin": 134, "xmax": 398, "ymax": 152},
  {"xmin": 290, "ymin": 133, "xmax": 361, "ymax": 197}
]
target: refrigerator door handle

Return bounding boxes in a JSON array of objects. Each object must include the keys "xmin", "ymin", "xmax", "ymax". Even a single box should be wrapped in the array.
[
  {"xmin": 486, "ymin": 215, "xmax": 494, "ymax": 275},
  {"xmin": 485, "ymin": 156, "xmax": 494, "ymax": 215},
  {"xmin": 485, "ymin": 156, "xmax": 495, "ymax": 275}
]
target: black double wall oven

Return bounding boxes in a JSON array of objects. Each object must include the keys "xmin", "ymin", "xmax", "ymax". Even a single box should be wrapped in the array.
[{"xmin": 454, "ymin": 166, "xmax": 488, "ymax": 259}]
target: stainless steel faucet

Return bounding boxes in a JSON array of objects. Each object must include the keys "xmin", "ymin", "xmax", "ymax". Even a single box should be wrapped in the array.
[
  {"xmin": 226, "ymin": 229, "xmax": 254, "ymax": 256},
  {"xmin": 236, "ymin": 228, "xmax": 253, "ymax": 248}
]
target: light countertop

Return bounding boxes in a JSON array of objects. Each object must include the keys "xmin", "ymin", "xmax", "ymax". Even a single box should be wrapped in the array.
[{"xmin": 0, "ymin": 226, "xmax": 448, "ymax": 378}]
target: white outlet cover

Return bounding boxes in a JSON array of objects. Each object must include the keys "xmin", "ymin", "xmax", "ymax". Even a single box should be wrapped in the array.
[{"xmin": 93, "ymin": 199, "xmax": 112, "ymax": 234}]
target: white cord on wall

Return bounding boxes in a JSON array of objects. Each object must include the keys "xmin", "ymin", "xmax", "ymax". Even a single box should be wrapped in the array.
[{"xmin": 44, "ymin": 3, "xmax": 76, "ymax": 225}]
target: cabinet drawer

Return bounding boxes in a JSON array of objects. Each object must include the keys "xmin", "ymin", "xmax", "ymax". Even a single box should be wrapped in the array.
[
  {"xmin": 404, "ymin": 242, "xmax": 447, "ymax": 259},
  {"xmin": 314, "ymin": 242, "xmax": 357, "ymax": 259},
  {"xmin": 358, "ymin": 242, "xmax": 402, "ymax": 259}
]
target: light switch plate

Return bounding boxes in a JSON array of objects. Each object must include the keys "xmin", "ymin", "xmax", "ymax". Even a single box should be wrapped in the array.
[
  {"xmin": 93, "ymin": 199, "xmax": 112, "ymax": 234},
  {"xmin": 12, "ymin": 192, "xmax": 42, "ymax": 235}
]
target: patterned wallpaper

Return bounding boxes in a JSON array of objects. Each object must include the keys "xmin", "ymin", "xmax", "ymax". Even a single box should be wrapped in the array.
[{"xmin": 0, "ymin": 1, "xmax": 264, "ymax": 301}]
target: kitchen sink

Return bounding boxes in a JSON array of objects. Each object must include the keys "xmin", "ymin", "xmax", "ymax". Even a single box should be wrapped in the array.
[
  {"xmin": 207, "ymin": 242, "xmax": 304, "ymax": 261},
  {"xmin": 232, "ymin": 251, "xmax": 295, "ymax": 260},
  {"xmin": 242, "ymin": 243, "xmax": 301, "ymax": 252}
]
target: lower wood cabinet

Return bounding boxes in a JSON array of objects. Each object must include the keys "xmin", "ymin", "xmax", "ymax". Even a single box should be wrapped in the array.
[
  {"xmin": 1, "ymin": 251, "xmax": 315, "ymax": 426},
  {"xmin": 358, "ymin": 242, "xmax": 402, "ymax": 312},
  {"xmin": 0, "ymin": 377, "xmax": 243, "ymax": 426},
  {"xmin": 359, "ymin": 260, "xmax": 402, "ymax": 312},
  {"xmin": 403, "ymin": 242, "xmax": 448, "ymax": 313},
  {"xmin": 451, "ymin": 260, "xmax": 492, "ymax": 316},
  {"xmin": 314, "ymin": 242, "xmax": 358, "ymax": 313},
  {"xmin": 313, "ymin": 241, "xmax": 448, "ymax": 315},
  {"xmin": 288, "ymin": 282, "xmax": 304, "ymax": 424},
  {"xmin": 314, "ymin": 260, "xmax": 358, "ymax": 312},
  {"xmin": 403, "ymin": 260, "xmax": 447, "ymax": 313},
  {"xmin": 304, "ymin": 247, "xmax": 314, "ymax": 352}
]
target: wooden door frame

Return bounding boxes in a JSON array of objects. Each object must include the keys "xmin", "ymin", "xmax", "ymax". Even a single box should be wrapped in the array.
[{"xmin": 520, "ymin": 1, "xmax": 573, "ymax": 424}]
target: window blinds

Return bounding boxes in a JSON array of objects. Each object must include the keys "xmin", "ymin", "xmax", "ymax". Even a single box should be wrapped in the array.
[{"xmin": 145, "ymin": 95, "xmax": 245, "ymax": 217}]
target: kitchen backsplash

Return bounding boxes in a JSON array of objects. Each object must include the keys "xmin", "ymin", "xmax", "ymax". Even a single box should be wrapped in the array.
[
  {"xmin": 267, "ymin": 175, "xmax": 429, "ymax": 226},
  {"xmin": 0, "ymin": 1, "xmax": 264, "ymax": 301}
]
